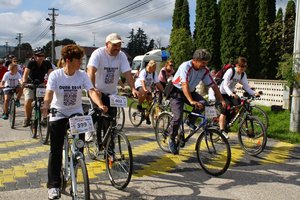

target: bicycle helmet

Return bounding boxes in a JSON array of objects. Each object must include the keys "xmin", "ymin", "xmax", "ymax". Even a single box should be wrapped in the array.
[{"xmin": 33, "ymin": 47, "xmax": 44, "ymax": 55}]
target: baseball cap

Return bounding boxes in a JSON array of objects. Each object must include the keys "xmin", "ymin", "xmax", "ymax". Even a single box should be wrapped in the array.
[{"xmin": 105, "ymin": 33, "xmax": 123, "ymax": 44}]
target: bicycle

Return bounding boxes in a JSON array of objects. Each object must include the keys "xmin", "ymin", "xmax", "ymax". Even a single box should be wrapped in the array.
[
  {"xmin": 3, "ymin": 86, "xmax": 19, "ymax": 129},
  {"xmin": 128, "ymin": 91, "xmax": 169, "ymax": 128},
  {"xmin": 49, "ymin": 108, "xmax": 90, "ymax": 200},
  {"xmin": 24, "ymin": 81, "xmax": 49, "ymax": 144},
  {"xmin": 155, "ymin": 103, "xmax": 231, "ymax": 176},
  {"xmin": 216, "ymin": 94, "xmax": 267, "ymax": 156},
  {"xmin": 85, "ymin": 95, "xmax": 133, "ymax": 190},
  {"xmin": 0, "ymin": 88, "xmax": 4, "ymax": 114}
]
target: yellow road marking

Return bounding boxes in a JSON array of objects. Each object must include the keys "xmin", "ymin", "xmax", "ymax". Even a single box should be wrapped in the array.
[
  {"xmin": 0, "ymin": 140, "xmax": 38, "ymax": 149},
  {"xmin": 0, "ymin": 145, "xmax": 49, "ymax": 161},
  {"xmin": 260, "ymin": 141, "xmax": 296, "ymax": 164},
  {"xmin": 230, "ymin": 145, "xmax": 245, "ymax": 166}
]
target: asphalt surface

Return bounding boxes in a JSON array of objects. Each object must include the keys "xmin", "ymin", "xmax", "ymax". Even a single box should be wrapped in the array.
[{"xmin": 0, "ymin": 101, "xmax": 300, "ymax": 200}]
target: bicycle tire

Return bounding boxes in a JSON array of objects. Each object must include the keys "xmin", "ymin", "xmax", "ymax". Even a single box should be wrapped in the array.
[
  {"xmin": 196, "ymin": 128, "xmax": 231, "ymax": 176},
  {"xmin": 0, "ymin": 92, "xmax": 4, "ymax": 114},
  {"xmin": 116, "ymin": 107, "xmax": 125, "ymax": 131},
  {"xmin": 238, "ymin": 116, "xmax": 267, "ymax": 156},
  {"xmin": 9, "ymin": 99, "xmax": 16, "ymax": 129},
  {"xmin": 39, "ymin": 115, "xmax": 50, "ymax": 145},
  {"xmin": 72, "ymin": 158, "xmax": 90, "ymax": 200},
  {"xmin": 250, "ymin": 105, "xmax": 269, "ymax": 130},
  {"xmin": 155, "ymin": 112, "xmax": 172, "ymax": 153},
  {"xmin": 105, "ymin": 131, "xmax": 133, "ymax": 190},
  {"xmin": 128, "ymin": 101, "xmax": 143, "ymax": 127},
  {"xmin": 30, "ymin": 109, "xmax": 38, "ymax": 138}
]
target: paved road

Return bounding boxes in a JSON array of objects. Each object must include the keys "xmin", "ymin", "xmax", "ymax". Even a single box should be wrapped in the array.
[{"xmin": 0, "ymin": 104, "xmax": 300, "ymax": 200}]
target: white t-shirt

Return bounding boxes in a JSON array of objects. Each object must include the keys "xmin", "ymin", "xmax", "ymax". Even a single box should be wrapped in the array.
[
  {"xmin": 47, "ymin": 68, "xmax": 94, "ymax": 121},
  {"xmin": 219, "ymin": 67, "xmax": 255, "ymax": 96},
  {"xmin": 2, "ymin": 71, "xmax": 21, "ymax": 91},
  {"xmin": 87, "ymin": 47, "xmax": 130, "ymax": 95},
  {"xmin": 134, "ymin": 68, "xmax": 159, "ymax": 90}
]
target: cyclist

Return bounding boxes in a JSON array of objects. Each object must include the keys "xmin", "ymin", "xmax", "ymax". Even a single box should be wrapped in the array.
[
  {"xmin": 22, "ymin": 47, "xmax": 53, "ymax": 127},
  {"xmin": 168, "ymin": 49, "xmax": 226, "ymax": 155},
  {"xmin": 42, "ymin": 44, "xmax": 107, "ymax": 200},
  {"xmin": 158, "ymin": 59, "xmax": 175, "ymax": 104},
  {"xmin": 87, "ymin": 33, "xmax": 139, "ymax": 140},
  {"xmin": 134, "ymin": 59, "xmax": 164, "ymax": 124},
  {"xmin": 218, "ymin": 56, "xmax": 260, "ymax": 138},
  {"xmin": 0, "ymin": 63, "xmax": 22, "ymax": 119}
]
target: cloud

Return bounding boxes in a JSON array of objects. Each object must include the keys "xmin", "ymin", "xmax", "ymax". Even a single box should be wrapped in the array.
[{"xmin": 0, "ymin": 0, "xmax": 22, "ymax": 7}]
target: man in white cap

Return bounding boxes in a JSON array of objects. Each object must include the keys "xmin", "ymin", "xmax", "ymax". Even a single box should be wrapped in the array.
[{"xmin": 87, "ymin": 33, "xmax": 139, "ymax": 141}]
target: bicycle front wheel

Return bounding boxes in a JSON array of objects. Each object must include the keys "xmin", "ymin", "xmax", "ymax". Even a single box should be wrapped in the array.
[
  {"xmin": 9, "ymin": 99, "xmax": 16, "ymax": 129},
  {"xmin": 72, "ymin": 158, "xmax": 90, "ymax": 200},
  {"xmin": 30, "ymin": 108, "xmax": 38, "ymax": 138},
  {"xmin": 128, "ymin": 101, "xmax": 143, "ymax": 127},
  {"xmin": 196, "ymin": 128, "xmax": 231, "ymax": 176},
  {"xmin": 155, "ymin": 112, "xmax": 172, "ymax": 153},
  {"xmin": 238, "ymin": 116, "xmax": 267, "ymax": 156},
  {"xmin": 105, "ymin": 131, "xmax": 133, "ymax": 190},
  {"xmin": 39, "ymin": 115, "xmax": 49, "ymax": 145},
  {"xmin": 116, "ymin": 107, "xmax": 125, "ymax": 130},
  {"xmin": 150, "ymin": 103, "xmax": 163, "ymax": 129}
]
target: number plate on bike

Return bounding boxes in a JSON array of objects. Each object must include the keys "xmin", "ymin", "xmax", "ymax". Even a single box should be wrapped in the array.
[
  {"xmin": 205, "ymin": 106, "xmax": 217, "ymax": 119},
  {"xmin": 36, "ymin": 88, "xmax": 46, "ymax": 97},
  {"xmin": 109, "ymin": 95, "xmax": 127, "ymax": 107},
  {"xmin": 69, "ymin": 115, "xmax": 95, "ymax": 135}
]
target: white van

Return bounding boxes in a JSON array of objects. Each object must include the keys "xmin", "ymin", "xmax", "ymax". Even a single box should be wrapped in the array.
[{"xmin": 131, "ymin": 49, "xmax": 162, "ymax": 77}]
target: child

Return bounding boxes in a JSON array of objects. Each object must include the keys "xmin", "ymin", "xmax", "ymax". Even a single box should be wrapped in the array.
[
  {"xmin": 1, "ymin": 63, "xmax": 23, "ymax": 119},
  {"xmin": 134, "ymin": 60, "xmax": 164, "ymax": 124}
]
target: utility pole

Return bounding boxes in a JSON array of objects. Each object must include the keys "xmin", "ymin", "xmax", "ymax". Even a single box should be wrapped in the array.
[
  {"xmin": 92, "ymin": 32, "xmax": 96, "ymax": 47},
  {"xmin": 5, "ymin": 42, "xmax": 8, "ymax": 56},
  {"xmin": 290, "ymin": 0, "xmax": 300, "ymax": 132},
  {"xmin": 16, "ymin": 33, "xmax": 22, "ymax": 59},
  {"xmin": 47, "ymin": 8, "xmax": 58, "ymax": 63}
]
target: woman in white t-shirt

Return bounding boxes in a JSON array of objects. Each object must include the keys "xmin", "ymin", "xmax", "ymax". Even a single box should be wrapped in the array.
[
  {"xmin": 42, "ymin": 44, "xmax": 107, "ymax": 199},
  {"xmin": 0, "ymin": 63, "xmax": 23, "ymax": 119},
  {"xmin": 134, "ymin": 60, "xmax": 164, "ymax": 124}
]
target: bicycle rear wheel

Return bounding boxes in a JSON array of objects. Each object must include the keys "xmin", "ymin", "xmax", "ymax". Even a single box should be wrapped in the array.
[
  {"xmin": 250, "ymin": 105, "xmax": 269, "ymax": 130},
  {"xmin": 238, "ymin": 116, "xmax": 267, "ymax": 156},
  {"xmin": 39, "ymin": 115, "xmax": 49, "ymax": 145},
  {"xmin": 72, "ymin": 158, "xmax": 90, "ymax": 200},
  {"xmin": 9, "ymin": 99, "xmax": 16, "ymax": 129},
  {"xmin": 116, "ymin": 107, "xmax": 125, "ymax": 130},
  {"xmin": 30, "ymin": 109, "xmax": 38, "ymax": 138},
  {"xmin": 128, "ymin": 101, "xmax": 143, "ymax": 127},
  {"xmin": 155, "ymin": 112, "xmax": 172, "ymax": 153},
  {"xmin": 196, "ymin": 128, "xmax": 231, "ymax": 176},
  {"xmin": 105, "ymin": 131, "xmax": 133, "ymax": 190}
]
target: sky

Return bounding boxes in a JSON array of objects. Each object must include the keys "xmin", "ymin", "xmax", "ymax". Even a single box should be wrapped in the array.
[{"xmin": 0, "ymin": 0, "xmax": 289, "ymax": 50}]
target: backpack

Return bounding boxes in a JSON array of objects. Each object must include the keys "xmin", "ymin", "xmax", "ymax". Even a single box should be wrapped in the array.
[{"xmin": 214, "ymin": 64, "xmax": 244, "ymax": 85}]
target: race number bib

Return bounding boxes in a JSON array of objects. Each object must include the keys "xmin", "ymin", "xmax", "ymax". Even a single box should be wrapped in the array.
[
  {"xmin": 109, "ymin": 95, "xmax": 127, "ymax": 107},
  {"xmin": 69, "ymin": 115, "xmax": 95, "ymax": 135},
  {"xmin": 36, "ymin": 88, "xmax": 46, "ymax": 97},
  {"xmin": 205, "ymin": 106, "xmax": 217, "ymax": 119}
]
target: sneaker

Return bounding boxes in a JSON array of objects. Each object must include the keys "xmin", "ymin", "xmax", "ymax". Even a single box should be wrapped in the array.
[
  {"xmin": 186, "ymin": 120, "xmax": 197, "ymax": 131},
  {"xmin": 168, "ymin": 138, "xmax": 178, "ymax": 155},
  {"xmin": 146, "ymin": 117, "xmax": 151, "ymax": 125},
  {"xmin": 22, "ymin": 118, "xmax": 31, "ymax": 127},
  {"xmin": 2, "ymin": 113, "xmax": 8, "ymax": 120},
  {"xmin": 221, "ymin": 130, "xmax": 229, "ymax": 139},
  {"xmin": 15, "ymin": 99, "xmax": 21, "ymax": 107},
  {"xmin": 48, "ymin": 188, "xmax": 60, "ymax": 199}
]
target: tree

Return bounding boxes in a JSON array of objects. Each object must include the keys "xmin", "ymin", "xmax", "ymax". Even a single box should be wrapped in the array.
[
  {"xmin": 43, "ymin": 38, "xmax": 76, "ymax": 58},
  {"xmin": 172, "ymin": 0, "xmax": 184, "ymax": 30},
  {"xmin": 258, "ymin": 0, "xmax": 277, "ymax": 79},
  {"xmin": 283, "ymin": 0, "xmax": 296, "ymax": 55},
  {"xmin": 181, "ymin": 0, "xmax": 191, "ymax": 36},
  {"xmin": 147, "ymin": 39, "xmax": 155, "ymax": 52},
  {"xmin": 194, "ymin": 0, "xmax": 221, "ymax": 69},
  {"xmin": 219, "ymin": 0, "xmax": 238, "ymax": 65},
  {"xmin": 273, "ymin": 8, "xmax": 284, "ymax": 62},
  {"xmin": 169, "ymin": 28, "xmax": 193, "ymax": 69}
]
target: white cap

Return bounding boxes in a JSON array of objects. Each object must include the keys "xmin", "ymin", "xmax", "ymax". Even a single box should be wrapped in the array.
[{"xmin": 105, "ymin": 33, "xmax": 122, "ymax": 44}]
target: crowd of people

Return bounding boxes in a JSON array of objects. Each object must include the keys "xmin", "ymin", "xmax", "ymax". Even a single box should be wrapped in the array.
[{"xmin": 0, "ymin": 32, "xmax": 258, "ymax": 199}]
